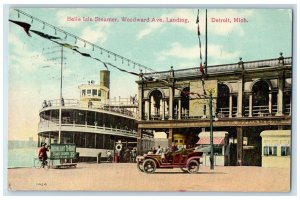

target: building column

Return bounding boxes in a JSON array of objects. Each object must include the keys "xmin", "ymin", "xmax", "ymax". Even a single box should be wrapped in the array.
[
  {"xmin": 269, "ymin": 92, "xmax": 272, "ymax": 115},
  {"xmin": 237, "ymin": 127, "xmax": 243, "ymax": 166},
  {"xmin": 276, "ymin": 76, "xmax": 284, "ymax": 116},
  {"xmin": 168, "ymin": 128, "xmax": 173, "ymax": 147},
  {"xmin": 150, "ymin": 96, "xmax": 155, "ymax": 118},
  {"xmin": 249, "ymin": 93, "xmax": 253, "ymax": 117},
  {"xmin": 138, "ymin": 86, "xmax": 143, "ymax": 120},
  {"xmin": 38, "ymin": 135, "xmax": 40, "ymax": 147},
  {"xmin": 137, "ymin": 129, "xmax": 142, "ymax": 155},
  {"xmin": 162, "ymin": 100, "xmax": 165, "ymax": 120},
  {"xmin": 290, "ymin": 97, "xmax": 292, "ymax": 116},
  {"xmin": 159, "ymin": 99, "xmax": 163, "ymax": 118},
  {"xmin": 229, "ymin": 94, "xmax": 233, "ymax": 118},
  {"xmin": 237, "ymin": 80, "xmax": 243, "ymax": 117},
  {"xmin": 178, "ymin": 99, "xmax": 182, "ymax": 120},
  {"xmin": 169, "ymin": 87, "xmax": 174, "ymax": 120},
  {"xmin": 145, "ymin": 100, "xmax": 150, "ymax": 120}
]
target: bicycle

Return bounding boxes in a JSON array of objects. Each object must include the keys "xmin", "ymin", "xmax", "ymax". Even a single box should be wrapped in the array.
[{"xmin": 34, "ymin": 158, "xmax": 50, "ymax": 169}]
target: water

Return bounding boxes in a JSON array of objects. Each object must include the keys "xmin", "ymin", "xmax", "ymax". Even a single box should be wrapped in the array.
[{"xmin": 8, "ymin": 147, "xmax": 38, "ymax": 168}]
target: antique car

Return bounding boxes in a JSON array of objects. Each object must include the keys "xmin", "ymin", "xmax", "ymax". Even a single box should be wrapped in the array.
[{"xmin": 136, "ymin": 147, "xmax": 204, "ymax": 174}]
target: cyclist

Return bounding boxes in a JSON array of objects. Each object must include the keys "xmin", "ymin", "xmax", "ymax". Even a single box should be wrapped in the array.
[{"xmin": 38, "ymin": 142, "xmax": 49, "ymax": 168}]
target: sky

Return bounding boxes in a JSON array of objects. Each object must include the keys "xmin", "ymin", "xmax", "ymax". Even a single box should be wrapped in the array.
[{"xmin": 7, "ymin": 7, "xmax": 292, "ymax": 141}]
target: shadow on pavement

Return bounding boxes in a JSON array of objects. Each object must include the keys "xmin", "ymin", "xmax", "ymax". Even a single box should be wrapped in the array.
[{"xmin": 154, "ymin": 171, "xmax": 227, "ymax": 175}]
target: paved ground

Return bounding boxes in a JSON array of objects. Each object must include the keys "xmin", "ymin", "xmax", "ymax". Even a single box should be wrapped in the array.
[{"xmin": 7, "ymin": 163, "xmax": 290, "ymax": 192}]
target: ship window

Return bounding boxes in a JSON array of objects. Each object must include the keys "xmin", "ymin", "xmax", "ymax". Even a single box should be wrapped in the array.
[
  {"xmin": 92, "ymin": 89, "xmax": 97, "ymax": 96},
  {"xmin": 98, "ymin": 90, "xmax": 101, "ymax": 97},
  {"xmin": 86, "ymin": 133, "xmax": 95, "ymax": 148},
  {"xmin": 74, "ymin": 132, "xmax": 85, "ymax": 148},
  {"xmin": 87, "ymin": 89, "xmax": 91, "ymax": 95},
  {"xmin": 96, "ymin": 134, "xmax": 104, "ymax": 149},
  {"xmin": 82, "ymin": 90, "xmax": 86, "ymax": 96}
]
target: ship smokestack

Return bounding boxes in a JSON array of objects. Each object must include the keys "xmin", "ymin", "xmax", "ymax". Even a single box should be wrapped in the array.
[{"xmin": 100, "ymin": 70, "xmax": 110, "ymax": 98}]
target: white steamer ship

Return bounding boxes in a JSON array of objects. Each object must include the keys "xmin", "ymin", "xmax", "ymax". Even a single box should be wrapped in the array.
[{"xmin": 37, "ymin": 70, "xmax": 142, "ymax": 162}]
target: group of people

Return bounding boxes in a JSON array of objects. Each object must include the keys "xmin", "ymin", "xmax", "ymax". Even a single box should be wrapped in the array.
[
  {"xmin": 42, "ymin": 100, "xmax": 52, "ymax": 108},
  {"xmin": 147, "ymin": 143, "xmax": 181, "ymax": 162},
  {"xmin": 124, "ymin": 147, "xmax": 137, "ymax": 163},
  {"xmin": 148, "ymin": 143, "xmax": 179, "ymax": 155},
  {"xmin": 107, "ymin": 147, "xmax": 137, "ymax": 163}
]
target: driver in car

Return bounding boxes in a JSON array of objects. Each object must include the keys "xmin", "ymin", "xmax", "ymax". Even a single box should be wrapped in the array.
[{"xmin": 164, "ymin": 143, "xmax": 179, "ymax": 163}]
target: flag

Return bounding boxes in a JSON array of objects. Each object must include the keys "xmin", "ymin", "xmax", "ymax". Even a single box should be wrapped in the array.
[
  {"xmin": 197, "ymin": 24, "xmax": 200, "ymax": 36},
  {"xmin": 196, "ymin": 9, "xmax": 199, "ymax": 24},
  {"xmin": 9, "ymin": 19, "xmax": 31, "ymax": 37},
  {"xmin": 30, "ymin": 30, "xmax": 61, "ymax": 40},
  {"xmin": 200, "ymin": 62, "xmax": 205, "ymax": 76},
  {"xmin": 73, "ymin": 49, "xmax": 91, "ymax": 57},
  {"xmin": 61, "ymin": 43, "xmax": 78, "ymax": 49}
]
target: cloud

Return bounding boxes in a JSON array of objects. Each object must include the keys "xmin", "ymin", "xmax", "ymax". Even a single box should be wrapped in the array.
[
  {"xmin": 158, "ymin": 42, "xmax": 198, "ymax": 61},
  {"xmin": 80, "ymin": 23, "xmax": 110, "ymax": 44},
  {"xmin": 137, "ymin": 22, "xmax": 162, "ymax": 40},
  {"xmin": 137, "ymin": 9, "xmax": 254, "ymax": 39},
  {"xmin": 157, "ymin": 42, "xmax": 240, "ymax": 65},
  {"xmin": 8, "ymin": 82, "xmax": 62, "ymax": 140},
  {"xmin": 9, "ymin": 33, "xmax": 55, "ymax": 72}
]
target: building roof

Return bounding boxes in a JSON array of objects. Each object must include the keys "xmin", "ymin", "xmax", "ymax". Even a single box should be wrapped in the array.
[
  {"xmin": 142, "ymin": 57, "xmax": 292, "ymax": 81},
  {"xmin": 260, "ymin": 130, "xmax": 291, "ymax": 137},
  {"xmin": 196, "ymin": 137, "xmax": 224, "ymax": 145},
  {"xmin": 198, "ymin": 131, "xmax": 228, "ymax": 138}
]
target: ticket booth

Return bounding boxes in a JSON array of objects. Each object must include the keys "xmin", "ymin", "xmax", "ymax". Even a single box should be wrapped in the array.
[
  {"xmin": 197, "ymin": 131, "xmax": 229, "ymax": 166},
  {"xmin": 260, "ymin": 130, "xmax": 291, "ymax": 168}
]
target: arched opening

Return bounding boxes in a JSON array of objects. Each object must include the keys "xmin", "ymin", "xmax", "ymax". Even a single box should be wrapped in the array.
[
  {"xmin": 252, "ymin": 80, "xmax": 270, "ymax": 116},
  {"xmin": 181, "ymin": 87, "xmax": 190, "ymax": 118},
  {"xmin": 149, "ymin": 90, "xmax": 163, "ymax": 120},
  {"xmin": 217, "ymin": 83, "xmax": 230, "ymax": 117}
]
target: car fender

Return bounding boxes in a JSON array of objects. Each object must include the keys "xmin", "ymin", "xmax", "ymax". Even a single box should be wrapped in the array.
[
  {"xmin": 185, "ymin": 156, "xmax": 201, "ymax": 166},
  {"xmin": 144, "ymin": 157, "xmax": 160, "ymax": 167}
]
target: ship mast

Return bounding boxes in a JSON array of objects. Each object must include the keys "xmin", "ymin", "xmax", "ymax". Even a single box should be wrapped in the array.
[
  {"xmin": 58, "ymin": 46, "xmax": 63, "ymax": 144},
  {"xmin": 205, "ymin": 9, "xmax": 208, "ymax": 75}
]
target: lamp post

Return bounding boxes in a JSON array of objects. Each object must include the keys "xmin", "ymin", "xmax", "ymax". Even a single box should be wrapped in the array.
[{"xmin": 209, "ymin": 90, "xmax": 214, "ymax": 170}]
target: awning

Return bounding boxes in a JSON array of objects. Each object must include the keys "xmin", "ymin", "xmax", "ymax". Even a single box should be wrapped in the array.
[{"xmin": 196, "ymin": 137, "xmax": 224, "ymax": 145}]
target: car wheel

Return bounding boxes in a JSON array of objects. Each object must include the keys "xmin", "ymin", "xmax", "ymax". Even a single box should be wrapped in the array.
[
  {"xmin": 143, "ymin": 159, "xmax": 156, "ymax": 174},
  {"xmin": 187, "ymin": 160, "xmax": 199, "ymax": 174},
  {"xmin": 137, "ymin": 161, "xmax": 144, "ymax": 172},
  {"xmin": 180, "ymin": 167, "xmax": 188, "ymax": 173}
]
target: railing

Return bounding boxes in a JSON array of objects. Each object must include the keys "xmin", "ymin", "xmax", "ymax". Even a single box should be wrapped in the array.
[
  {"xmin": 105, "ymin": 96, "xmax": 137, "ymax": 106},
  {"xmin": 150, "ymin": 114, "xmax": 162, "ymax": 120},
  {"xmin": 140, "ymin": 104, "xmax": 293, "ymax": 120},
  {"xmin": 217, "ymin": 107, "xmax": 230, "ymax": 118},
  {"xmin": 285, "ymin": 104, "xmax": 291, "ymax": 115},
  {"xmin": 41, "ymin": 99, "xmax": 137, "ymax": 118},
  {"xmin": 272, "ymin": 104, "xmax": 278, "ymax": 115},
  {"xmin": 38, "ymin": 121, "xmax": 138, "ymax": 137}
]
